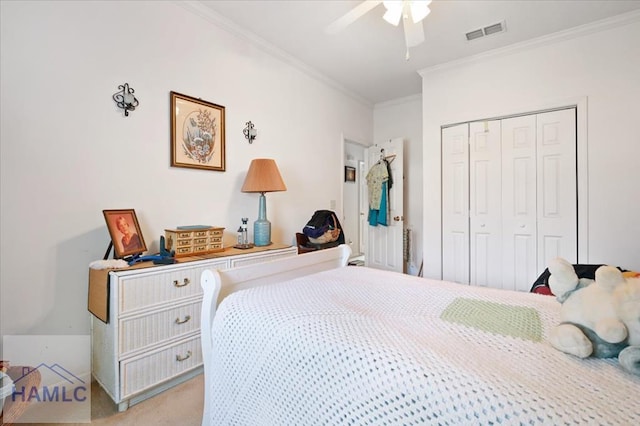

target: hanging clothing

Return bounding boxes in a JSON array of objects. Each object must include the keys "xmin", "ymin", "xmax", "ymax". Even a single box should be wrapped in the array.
[
  {"xmin": 366, "ymin": 161, "xmax": 388, "ymax": 210},
  {"xmin": 368, "ymin": 181, "xmax": 388, "ymax": 226},
  {"xmin": 384, "ymin": 159, "xmax": 393, "ymax": 190}
]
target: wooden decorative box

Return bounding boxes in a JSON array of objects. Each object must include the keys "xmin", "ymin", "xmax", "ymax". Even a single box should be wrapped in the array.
[{"xmin": 164, "ymin": 226, "xmax": 225, "ymax": 257}]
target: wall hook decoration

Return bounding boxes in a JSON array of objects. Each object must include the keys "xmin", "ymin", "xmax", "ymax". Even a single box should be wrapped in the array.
[
  {"xmin": 113, "ymin": 83, "xmax": 139, "ymax": 117},
  {"xmin": 243, "ymin": 121, "xmax": 257, "ymax": 143}
]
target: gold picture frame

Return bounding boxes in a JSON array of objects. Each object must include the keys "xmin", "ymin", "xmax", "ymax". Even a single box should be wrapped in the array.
[
  {"xmin": 103, "ymin": 209, "xmax": 147, "ymax": 258},
  {"xmin": 170, "ymin": 91, "xmax": 226, "ymax": 171}
]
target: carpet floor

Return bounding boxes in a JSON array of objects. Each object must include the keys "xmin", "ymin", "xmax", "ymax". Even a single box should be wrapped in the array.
[{"xmin": 6, "ymin": 374, "xmax": 204, "ymax": 426}]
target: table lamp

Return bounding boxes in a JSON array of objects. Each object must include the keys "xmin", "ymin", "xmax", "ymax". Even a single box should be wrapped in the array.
[{"xmin": 241, "ymin": 159, "xmax": 287, "ymax": 246}]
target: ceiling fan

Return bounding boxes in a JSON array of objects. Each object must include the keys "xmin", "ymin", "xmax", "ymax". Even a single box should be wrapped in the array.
[{"xmin": 325, "ymin": 0, "xmax": 432, "ymax": 59}]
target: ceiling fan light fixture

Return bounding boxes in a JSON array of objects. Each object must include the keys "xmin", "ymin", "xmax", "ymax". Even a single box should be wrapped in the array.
[
  {"xmin": 410, "ymin": 1, "xmax": 431, "ymax": 23},
  {"xmin": 382, "ymin": 1, "xmax": 403, "ymax": 26}
]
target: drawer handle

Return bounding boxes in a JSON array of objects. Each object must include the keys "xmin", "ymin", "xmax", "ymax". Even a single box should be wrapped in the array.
[
  {"xmin": 173, "ymin": 278, "xmax": 190, "ymax": 287},
  {"xmin": 176, "ymin": 351, "xmax": 192, "ymax": 362},
  {"xmin": 175, "ymin": 315, "xmax": 191, "ymax": 325}
]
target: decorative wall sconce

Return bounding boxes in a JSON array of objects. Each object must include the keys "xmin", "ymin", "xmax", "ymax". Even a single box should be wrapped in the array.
[
  {"xmin": 243, "ymin": 121, "xmax": 257, "ymax": 143},
  {"xmin": 112, "ymin": 83, "xmax": 139, "ymax": 117}
]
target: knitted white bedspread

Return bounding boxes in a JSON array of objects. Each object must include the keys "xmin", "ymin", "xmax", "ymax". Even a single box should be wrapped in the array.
[{"xmin": 208, "ymin": 267, "xmax": 640, "ymax": 425}]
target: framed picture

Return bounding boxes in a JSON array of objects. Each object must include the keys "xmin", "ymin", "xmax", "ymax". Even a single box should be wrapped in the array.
[
  {"xmin": 345, "ymin": 166, "xmax": 356, "ymax": 182},
  {"xmin": 170, "ymin": 91, "xmax": 226, "ymax": 171},
  {"xmin": 103, "ymin": 209, "xmax": 147, "ymax": 258}
]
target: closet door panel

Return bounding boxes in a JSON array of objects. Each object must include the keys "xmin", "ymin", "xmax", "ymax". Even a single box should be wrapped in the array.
[
  {"xmin": 537, "ymin": 109, "xmax": 577, "ymax": 271},
  {"xmin": 469, "ymin": 121, "xmax": 502, "ymax": 287},
  {"xmin": 441, "ymin": 108, "xmax": 577, "ymax": 291},
  {"xmin": 501, "ymin": 115, "xmax": 537, "ymax": 291},
  {"xmin": 442, "ymin": 124, "xmax": 469, "ymax": 283}
]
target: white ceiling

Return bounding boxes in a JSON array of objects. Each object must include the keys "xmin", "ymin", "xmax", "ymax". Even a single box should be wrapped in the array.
[{"xmin": 194, "ymin": 0, "xmax": 640, "ymax": 104}]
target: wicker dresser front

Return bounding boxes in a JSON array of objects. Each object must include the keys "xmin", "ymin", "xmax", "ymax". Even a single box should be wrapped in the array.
[{"xmin": 91, "ymin": 244, "xmax": 297, "ymax": 411}]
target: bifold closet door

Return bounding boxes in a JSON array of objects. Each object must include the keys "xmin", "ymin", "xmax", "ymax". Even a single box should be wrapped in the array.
[
  {"xmin": 443, "ymin": 108, "xmax": 577, "ymax": 290},
  {"xmin": 501, "ymin": 109, "xmax": 577, "ymax": 291},
  {"xmin": 535, "ymin": 109, "xmax": 577, "ymax": 274},
  {"xmin": 442, "ymin": 124, "xmax": 469, "ymax": 284},
  {"xmin": 469, "ymin": 120, "xmax": 502, "ymax": 287},
  {"xmin": 501, "ymin": 115, "xmax": 538, "ymax": 290}
]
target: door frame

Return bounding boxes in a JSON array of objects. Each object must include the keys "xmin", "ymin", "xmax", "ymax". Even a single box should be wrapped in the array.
[{"xmin": 341, "ymin": 135, "xmax": 368, "ymax": 259}]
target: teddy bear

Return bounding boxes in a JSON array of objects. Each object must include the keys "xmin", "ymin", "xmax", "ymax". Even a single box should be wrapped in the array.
[{"xmin": 547, "ymin": 257, "xmax": 640, "ymax": 375}]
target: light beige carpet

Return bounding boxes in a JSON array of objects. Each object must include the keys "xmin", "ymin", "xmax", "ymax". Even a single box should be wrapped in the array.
[{"xmin": 9, "ymin": 374, "xmax": 204, "ymax": 426}]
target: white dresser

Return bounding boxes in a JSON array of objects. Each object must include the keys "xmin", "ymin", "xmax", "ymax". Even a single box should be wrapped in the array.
[{"xmin": 91, "ymin": 244, "xmax": 297, "ymax": 411}]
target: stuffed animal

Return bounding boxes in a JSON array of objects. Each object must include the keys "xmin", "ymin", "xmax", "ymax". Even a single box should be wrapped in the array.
[{"xmin": 547, "ymin": 257, "xmax": 640, "ymax": 375}]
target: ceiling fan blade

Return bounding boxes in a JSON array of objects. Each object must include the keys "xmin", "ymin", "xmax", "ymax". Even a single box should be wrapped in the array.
[
  {"xmin": 403, "ymin": 16, "xmax": 425, "ymax": 48},
  {"xmin": 325, "ymin": 0, "xmax": 383, "ymax": 34}
]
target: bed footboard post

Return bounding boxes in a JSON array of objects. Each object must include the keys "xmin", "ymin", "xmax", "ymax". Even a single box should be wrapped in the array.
[{"xmin": 200, "ymin": 269, "xmax": 221, "ymax": 426}]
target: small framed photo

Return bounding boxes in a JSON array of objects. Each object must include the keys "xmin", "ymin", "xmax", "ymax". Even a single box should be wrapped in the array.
[
  {"xmin": 345, "ymin": 166, "xmax": 356, "ymax": 182},
  {"xmin": 103, "ymin": 209, "xmax": 147, "ymax": 258},
  {"xmin": 170, "ymin": 91, "xmax": 226, "ymax": 171}
]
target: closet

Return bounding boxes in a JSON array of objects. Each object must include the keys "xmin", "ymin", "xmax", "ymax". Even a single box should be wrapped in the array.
[{"xmin": 442, "ymin": 108, "xmax": 577, "ymax": 291}]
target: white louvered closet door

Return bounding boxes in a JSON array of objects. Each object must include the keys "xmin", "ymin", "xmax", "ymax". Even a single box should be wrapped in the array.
[{"xmin": 442, "ymin": 124, "xmax": 469, "ymax": 284}]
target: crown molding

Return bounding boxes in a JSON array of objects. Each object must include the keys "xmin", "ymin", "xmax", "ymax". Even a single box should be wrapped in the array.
[
  {"xmin": 175, "ymin": 1, "xmax": 373, "ymax": 108},
  {"xmin": 375, "ymin": 93, "xmax": 422, "ymax": 109},
  {"xmin": 419, "ymin": 9, "xmax": 640, "ymax": 77}
]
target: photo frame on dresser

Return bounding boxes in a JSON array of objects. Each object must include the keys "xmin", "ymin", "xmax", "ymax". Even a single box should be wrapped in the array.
[
  {"xmin": 103, "ymin": 209, "xmax": 147, "ymax": 258},
  {"xmin": 170, "ymin": 91, "xmax": 226, "ymax": 172}
]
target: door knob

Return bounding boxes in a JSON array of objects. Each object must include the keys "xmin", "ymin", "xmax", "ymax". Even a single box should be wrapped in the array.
[{"xmin": 393, "ymin": 216, "xmax": 403, "ymax": 221}]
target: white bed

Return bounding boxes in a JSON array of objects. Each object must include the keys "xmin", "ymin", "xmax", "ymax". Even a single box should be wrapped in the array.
[{"xmin": 199, "ymin": 246, "xmax": 640, "ymax": 425}]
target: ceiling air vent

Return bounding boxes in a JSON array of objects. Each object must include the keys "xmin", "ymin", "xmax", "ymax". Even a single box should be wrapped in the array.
[
  {"xmin": 465, "ymin": 20, "xmax": 506, "ymax": 41},
  {"xmin": 465, "ymin": 29, "xmax": 484, "ymax": 41}
]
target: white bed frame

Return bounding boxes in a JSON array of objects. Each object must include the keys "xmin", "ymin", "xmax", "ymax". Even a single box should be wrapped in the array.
[{"xmin": 199, "ymin": 245, "xmax": 351, "ymax": 426}]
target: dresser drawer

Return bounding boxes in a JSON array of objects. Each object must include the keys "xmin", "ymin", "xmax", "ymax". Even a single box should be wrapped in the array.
[
  {"xmin": 120, "ymin": 336, "xmax": 202, "ymax": 399},
  {"xmin": 119, "ymin": 261, "xmax": 227, "ymax": 313},
  {"xmin": 176, "ymin": 238, "xmax": 192, "ymax": 247},
  {"xmin": 119, "ymin": 300, "xmax": 201, "ymax": 356}
]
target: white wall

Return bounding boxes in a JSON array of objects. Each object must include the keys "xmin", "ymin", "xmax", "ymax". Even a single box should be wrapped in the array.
[
  {"xmin": 374, "ymin": 95, "xmax": 423, "ymax": 275},
  {"xmin": 0, "ymin": 1, "xmax": 372, "ymax": 344},
  {"xmin": 420, "ymin": 14, "xmax": 640, "ymax": 279}
]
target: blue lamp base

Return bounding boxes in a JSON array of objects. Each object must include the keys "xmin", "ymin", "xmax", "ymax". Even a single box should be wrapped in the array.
[{"xmin": 253, "ymin": 193, "xmax": 271, "ymax": 246}]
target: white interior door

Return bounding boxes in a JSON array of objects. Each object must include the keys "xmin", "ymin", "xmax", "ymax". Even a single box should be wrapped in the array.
[
  {"xmin": 501, "ymin": 114, "xmax": 538, "ymax": 291},
  {"xmin": 536, "ymin": 108, "xmax": 578, "ymax": 271},
  {"xmin": 502, "ymin": 109, "xmax": 577, "ymax": 291},
  {"xmin": 365, "ymin": 138, "xmax": 404, "ymax": 272},
  {"xmin": 442, "ymin": 124, "xmax": 469, "ymax": 283},
  {"xmin": 469, "ymin": 120, "xmax": 502, "ymax": 287},
  {"xmin": 443, "ymin": 108, "xmax": 577, "ymax": 290}
]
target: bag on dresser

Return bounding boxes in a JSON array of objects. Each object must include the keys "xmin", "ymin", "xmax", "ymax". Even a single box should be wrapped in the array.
[{"xmin": 303, "ymin": 210, "xmax": 342, "ymax": 244}]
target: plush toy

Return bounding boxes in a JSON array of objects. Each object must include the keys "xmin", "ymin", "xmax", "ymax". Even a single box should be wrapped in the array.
[{"xmin": 547, "ymin": 257, "xmax": 640, "ymax": 375}]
